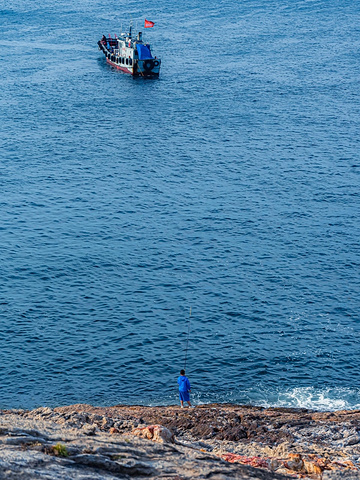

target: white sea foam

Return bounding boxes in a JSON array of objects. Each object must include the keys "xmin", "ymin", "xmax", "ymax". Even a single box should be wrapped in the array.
[
  {"xmin": 188, "ymin": 387, "xmax": 360, "ymax": 412},
  {"xmin": 257, "ymin": 387, "xmax": 360, "ymax": 411}
]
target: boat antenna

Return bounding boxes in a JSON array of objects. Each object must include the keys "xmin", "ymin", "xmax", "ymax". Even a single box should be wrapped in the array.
[{"xmin": 184, "ymin": 307, "xmax": 192, "ymax": 371}]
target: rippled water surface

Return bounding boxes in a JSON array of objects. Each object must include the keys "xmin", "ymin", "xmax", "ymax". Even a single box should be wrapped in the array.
[{"xmin": 1, "ymin": 0, "xmax": 359, "ymax": 410}]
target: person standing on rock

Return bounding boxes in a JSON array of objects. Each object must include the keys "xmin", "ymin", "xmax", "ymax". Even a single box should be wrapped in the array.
[{"xmin": 178, "ymin": 369, "xmax": 193, "ymax": 408}]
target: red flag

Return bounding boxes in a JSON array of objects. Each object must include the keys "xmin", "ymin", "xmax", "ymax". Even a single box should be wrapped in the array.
[{"xmin": 144, "ymin": 19, "xmax": 155, "ymax": 28}]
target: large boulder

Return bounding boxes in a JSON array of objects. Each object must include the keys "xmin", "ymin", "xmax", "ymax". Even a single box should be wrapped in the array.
[{"xmin": 132, "ymin": 425, "xmax": 174, "ymax": 444}]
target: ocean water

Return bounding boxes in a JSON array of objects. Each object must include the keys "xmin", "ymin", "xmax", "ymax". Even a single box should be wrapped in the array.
[{"xmin": 0, "ymin": 0, "xmax": 359, "ymax": 411}]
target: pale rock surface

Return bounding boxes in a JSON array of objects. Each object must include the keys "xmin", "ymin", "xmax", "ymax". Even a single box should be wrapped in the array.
[
  {"xmin": 2, "ymin": 404, "xmax": 360, "ymax": 479},
  {"xmin": 0, "ymin": 408, "xmax": 287, "ymax": 479}
]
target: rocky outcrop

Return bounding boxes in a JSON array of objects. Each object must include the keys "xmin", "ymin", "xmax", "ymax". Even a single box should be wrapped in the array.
[
  {"xmin": 1, "ymin": 404, "xmax": 360, "ymax": 479},
  {"xmin": 132, "ymin": 424, "xmax": 175, "ymax": 443}
]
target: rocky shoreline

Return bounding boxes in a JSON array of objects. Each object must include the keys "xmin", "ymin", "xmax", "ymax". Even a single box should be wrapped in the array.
[{"xmin": 1, "ymin": 404, "xmax": 360, "ymax": 479}]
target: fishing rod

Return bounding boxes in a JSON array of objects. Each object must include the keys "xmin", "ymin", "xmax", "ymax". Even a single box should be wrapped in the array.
[{"xmin": 184, "ymin": 306, "xmax": 192, "ymax": 371}]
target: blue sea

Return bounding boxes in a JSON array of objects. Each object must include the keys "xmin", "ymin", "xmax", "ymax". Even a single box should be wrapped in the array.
[{"xmin": 0, "ymin": 0, "xmax": 359, "ymax": 411}]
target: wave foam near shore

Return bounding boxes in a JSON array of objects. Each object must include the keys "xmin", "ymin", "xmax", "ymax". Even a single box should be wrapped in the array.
[{"xmin": 144, "ymin": 386, "xmax": 360, "ymax": 412}]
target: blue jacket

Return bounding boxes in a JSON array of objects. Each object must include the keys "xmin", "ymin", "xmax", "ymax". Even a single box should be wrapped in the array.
[{"xmin": 178, "ymin": 375, "xmax": 191, "ymax": 392}]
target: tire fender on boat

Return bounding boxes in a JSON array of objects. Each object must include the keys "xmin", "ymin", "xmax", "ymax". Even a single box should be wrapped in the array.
[{"xmin": 143, "ymin": 60, "xmax": 154, "ymax": 71}]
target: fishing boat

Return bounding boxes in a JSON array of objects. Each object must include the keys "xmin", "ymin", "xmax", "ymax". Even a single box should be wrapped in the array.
[{"xmin": 97, "ymin": 25, "xmax": 161, "ymax": 77}]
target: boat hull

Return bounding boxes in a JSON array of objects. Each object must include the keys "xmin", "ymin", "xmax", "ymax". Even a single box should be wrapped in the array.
[
  {"xmin": 106, "ymin": 57, "xmax": 159, "ymax": 77},
  {"xmin": 99, "ymin": 40, "xmax": 160, "ymax": 77},
  {"xmin": 106, "ymin": 57, "xmax": 133, "ymax": 75}
]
